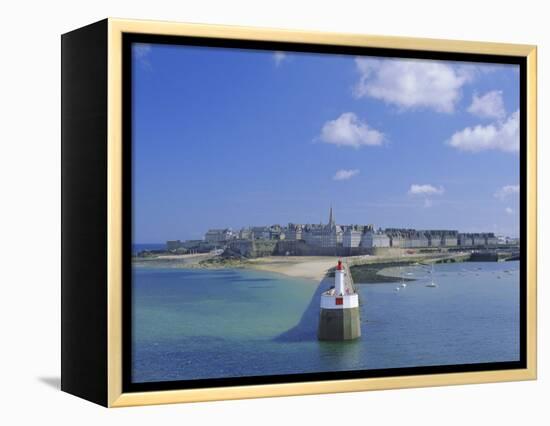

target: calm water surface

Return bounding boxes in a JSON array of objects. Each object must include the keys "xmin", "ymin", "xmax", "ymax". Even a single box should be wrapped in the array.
[{"xmin": 132, "ymin": 261, "xmax": 520, "ymax": 383}]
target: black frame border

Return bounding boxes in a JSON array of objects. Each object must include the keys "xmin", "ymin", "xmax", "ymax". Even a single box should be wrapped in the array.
[{"xmin": 122, "ymin": 33, "xmax": 528, "ymax": 394}]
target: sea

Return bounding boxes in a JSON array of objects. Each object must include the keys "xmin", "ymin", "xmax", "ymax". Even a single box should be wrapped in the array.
[{"xmin": 131, "ymin": 261, "xmax": 520, "ymax": 383}]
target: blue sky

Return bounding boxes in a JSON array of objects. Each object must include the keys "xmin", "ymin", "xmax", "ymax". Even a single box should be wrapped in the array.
[{"xmin": 132, "ymin": 43, "xmax": 520, "ymax": 243}]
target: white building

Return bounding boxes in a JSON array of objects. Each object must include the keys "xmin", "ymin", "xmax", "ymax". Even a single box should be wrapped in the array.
[
  {"xmin": 458, "ymin": 234, "xmax": 473, "ymax": 246},
  {"xmin": 204, "ymin": 228, "xmax": 233, "ymax": 243},
  {"xmin": 406, "ymin": 232, "xmax": 429, "ymax": 248},
  {"xmin": 285, "ymin": 224, "xmax": 303, "ymax": 241},
  {"xmin": 485, "ymin": 234, "xmax": 499, "ymax": 246},
  {"xmin": 343, "ymin": 228, "xmax": 362, "ymax": 248},
  {"xmin": 361, "ymin": 230, "xmax": 390, "ymax": 248},
  {"xmin": 472, "ymin": 234, "xmax": 486, "ymax": 246},
  {"xmin": 302, "ymin": 207, "xmax": 343, "ymax": 247},
  {"xmin": 441, "ymin": 233, "xmax": 458, "ymax": 247},
  {"xmin": 251, "ymin": 226, "xmax": 270, "ymax": 240},
  {"xmin": 238, "ymin": 228, "xmax": 252, "ymax": 240}
]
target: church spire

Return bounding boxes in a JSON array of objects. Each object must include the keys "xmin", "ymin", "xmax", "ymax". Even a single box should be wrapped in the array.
[{"xmin": 328, "ymin": 205, "xmax": 335, "ymax": 228}]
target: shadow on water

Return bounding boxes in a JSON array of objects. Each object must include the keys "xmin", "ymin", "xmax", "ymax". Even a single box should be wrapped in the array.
[
  {"xmin": 234, "ymin": 278, "xmax": 276, "ymax": 283},
  {"xmin": 274, "ymin": 277, "xmax": 332, "ymax": 342}
]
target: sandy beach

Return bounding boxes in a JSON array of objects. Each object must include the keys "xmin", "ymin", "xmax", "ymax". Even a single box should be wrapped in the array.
[
  {"xmin": 153, "ymin": 253, "xmax": 213, "ymax": 261},
  {"xmin": 132, "ymin": 252, "xmax": 215, "ymax": 267},
  {"xmin": 133, "ymin": 253, "xmax": 344, "ymax": 280},
  {"xmin": 132, "ymin": 250, "xmax": 468, "ymax": 282},
  {"xmin": 246, "ymin": 256, "xmax": 339, "ymax": 281}
]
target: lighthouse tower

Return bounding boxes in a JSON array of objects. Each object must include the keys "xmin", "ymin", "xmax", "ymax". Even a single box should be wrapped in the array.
[
  {"xmin": 334, "ymin": 260, "xmax": 345, "ymax": 295},
  {"xmin": 318, "ymin": 260, "xmax": 361, "ymax": 341}
]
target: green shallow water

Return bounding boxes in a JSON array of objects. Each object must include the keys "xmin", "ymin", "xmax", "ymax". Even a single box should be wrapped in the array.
[{"xmin": 132, "ymin": 262, "xmax": 520, "ymax": 383}]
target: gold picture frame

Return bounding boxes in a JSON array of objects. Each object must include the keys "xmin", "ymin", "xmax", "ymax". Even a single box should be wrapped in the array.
[{"xmin": 61, "ymin": 17, "xmax": 537, "ymax": 407}]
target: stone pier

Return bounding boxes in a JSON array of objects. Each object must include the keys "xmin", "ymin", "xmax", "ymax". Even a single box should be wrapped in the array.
[{"xmin": 318, "ymin": 261, "xmax": 361, "ymax": 341}]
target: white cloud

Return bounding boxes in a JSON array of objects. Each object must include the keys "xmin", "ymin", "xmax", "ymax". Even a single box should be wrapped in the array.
[
  {"xmin": 354, "ymin": 57, "xmax": 471, "ymax": 113},
  {"xmin": 468, "ymin": 90, "xmax": 506, "ymax": 119},
  {"xmin": 333, "ymin": 169, "xmax": 360, "ymax": 181},
  {"xmin": 505, "ymin": 207, "xmax": 515, "ymax": 215},
  {"xmin": 447, "ymin": 110, "xmax": 519, "ymax": 153},
  {"xmin": 273, "ymin": 51, "xmax": 287, "ymax": 66},
  {"xmin": 408, "ymin": 184, "xmax": 445, "ymax": 196},
  {"xmin": 134, "ymin": 43, "xmax": 151, "ymax": 57},
  {"xmin": 134, "ymin": 43, "xmax": 152, "ymax": 69},
  {"xmin": 495, "ymin": 184, "xmax": 520, "ymax": 200},
  {"xmin": 319, "ymin": 112, "xmax": 384, "ymax": 148}
]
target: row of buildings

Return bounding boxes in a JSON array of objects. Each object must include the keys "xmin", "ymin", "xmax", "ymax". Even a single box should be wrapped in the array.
[{"xmin": 192, "ymin": 207, "xmax": 500, "ymax": 251}]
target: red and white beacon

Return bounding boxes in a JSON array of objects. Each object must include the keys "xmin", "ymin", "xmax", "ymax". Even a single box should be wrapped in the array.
[
  {"xmin": 335, "ymin": 260, "xmax": 346, "ymax": 296},
  {"xmin": 318, "ymin": 259, "xmax": 361, "ymax": 340}
]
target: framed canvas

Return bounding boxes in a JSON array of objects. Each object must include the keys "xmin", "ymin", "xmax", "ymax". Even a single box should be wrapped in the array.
[{"xmin": 61, "ymin": 18, "xmax": 537, "ymax": 407}]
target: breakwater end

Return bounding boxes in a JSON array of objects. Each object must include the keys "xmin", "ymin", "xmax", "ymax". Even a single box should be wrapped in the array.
[{"xmin": 318, "ymin": 260, "xmax": 361, "ymax": 341}]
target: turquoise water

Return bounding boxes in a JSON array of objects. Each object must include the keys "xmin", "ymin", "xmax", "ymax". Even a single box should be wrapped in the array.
[{"xmin": 132, "ymin": 261, "xmax": 520, "ymax": 383}]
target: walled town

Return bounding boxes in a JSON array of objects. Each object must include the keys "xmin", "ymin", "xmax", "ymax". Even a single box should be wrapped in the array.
[{"xmin": 159, "ymin": 207, "xmax": 518, "ymax": 259}]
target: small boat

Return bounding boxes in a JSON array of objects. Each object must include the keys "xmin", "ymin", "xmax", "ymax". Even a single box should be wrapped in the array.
[
  {"xmin": 398, "ymin": 260, "xmax": 407, "ymax": 290},
  {"xmin": 426, "ymin": 264, "xmax": 437, "ymax": 288},
  {"xmin": 395, "ymin": 287, "xmax": 400, "ymax": 292}
]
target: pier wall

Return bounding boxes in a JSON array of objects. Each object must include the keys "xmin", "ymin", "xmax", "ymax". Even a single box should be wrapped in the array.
[
  {"xmin": 226, "ymin": 239, "xmax": 518, "ymax": 259},
  {"xmin": 276, "ymin": 240, "xmax": 376, "ymax": 257},
  {"xmin": 318, "ymin": 308, "xmax": 361, "ymax": 341},
  {"xmin": 227, "ymin": 240, "xmax": 277, "ymax": 257}
]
